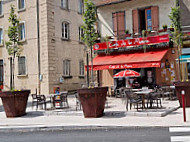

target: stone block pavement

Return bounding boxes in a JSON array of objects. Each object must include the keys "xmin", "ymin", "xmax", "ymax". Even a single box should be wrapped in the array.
[{"xmin": 0, "ymin": 95, "xmax": 190, "ymax": 131}]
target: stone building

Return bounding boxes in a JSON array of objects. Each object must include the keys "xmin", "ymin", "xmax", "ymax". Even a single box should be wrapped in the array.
[
  {"xmin": 91, "ymin": 0, "xmax": 181, "ymax": 88},
  {"xmin": 0, "ymin": 0, "xmax": 85, "ymax": 94}
]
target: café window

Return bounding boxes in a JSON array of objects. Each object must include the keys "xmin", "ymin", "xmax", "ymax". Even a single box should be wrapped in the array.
[
  {"xmin": 79, "ymin": 26, "xmax": 84, "ymax": 42},
  {"xmin": 132, "ymin": 6, "xmax": 159, "ymax": 34}
]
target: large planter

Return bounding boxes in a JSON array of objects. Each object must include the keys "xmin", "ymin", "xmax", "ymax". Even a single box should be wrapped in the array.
[
  {"xmin": 77, "ymin": 87, "xmax": 108, "ymax": 118},
  {"xmin": 174, "ymin": 81, "xmax": 190, "ymax": 107},
  {"xmin": 0, "ymin": 90, "xmax": 30, "ymax": 117}
]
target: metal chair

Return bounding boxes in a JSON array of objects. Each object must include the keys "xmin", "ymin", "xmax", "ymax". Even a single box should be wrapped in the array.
[
  {"xmin": 124, "ymin": 88, "xmax": 142, "ymax": 111},
  {"xmin": 36, "ymin": 95, "xmax": 51, "ymax": 110},
  {"xmin": 75, "ymin": 93, "xmax": 82, "ymax": 111}
]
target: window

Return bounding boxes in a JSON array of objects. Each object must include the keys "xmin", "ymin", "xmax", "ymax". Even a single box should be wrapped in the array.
[
  {"xmin": 112, "ymin": 11, "xmax": 125, "ymax": 39},
  {"xmin": 79, "ymin": 61, "xmax": 84, "ymax": 76},
  {"xmin": 19, "ymin": 22, "xmax": 25, "ymax": 41},
  {"xmin": 63, "ymin": 59, "xmax": 70, "ymax": 76},
  {"xmin": 78, "ymin": 0, "xmax": 84, "ymax": 14},
  {"xmin": 18, "ymin": 56, "xmax": 26, "ymax": 75},
  {"xmin": 0, "ymin": 1, "xmax": 3, "ymax": 15},
  {"xmin": 0, "ymin": 60, "xmax": 3, "ymax": 86},
  {"xmin": 18, "ymin": 0, "xmax": 25, "ymax": 10},
  {"xmin": 132, "ymin": 6, "xmax": 159, "ymax": 34},
  {"xmin": 79, "ymin": 26, "xmax": 84, "ymax": 42},
  {"xmin": 0, "ymin": 28, "xmax": 3, "ymax": 45},
  {"xmin": 62, "ymin": 22, "xmax": 69, "ymax": 40},
  {"xmin": 61, "ymin": 0, "xmax": 68, "ymax": 9}
]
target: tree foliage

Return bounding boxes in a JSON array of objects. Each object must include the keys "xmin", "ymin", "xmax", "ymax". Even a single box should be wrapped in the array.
[
  {"xmin": 169, "ymin": 5, "xmax": 183, "ymax": 49},
  {"xmin": 82, "ymin": 0, "xmax": 97, "ymax": 48},
  {"xmin": 5, "ymin": 5, "xmax": 22, "ymax": 57}
]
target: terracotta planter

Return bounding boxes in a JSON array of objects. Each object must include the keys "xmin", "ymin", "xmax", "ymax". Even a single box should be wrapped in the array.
[
  {"xmin": 174, "ymin": 81, "xmax": 190, "ymax": 107},
  {"xmin": 77, "ymin": 87, "xmax": 108, "ymax": 118},
  {"xmin": 0, "ymin": 90, "xmax": 30, "ymax": 117}
]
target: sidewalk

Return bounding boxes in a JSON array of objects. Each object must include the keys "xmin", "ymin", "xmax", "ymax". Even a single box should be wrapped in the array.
[{"xmin": 0, "ymin": 95, "xmax": 190, "ymax": 132}]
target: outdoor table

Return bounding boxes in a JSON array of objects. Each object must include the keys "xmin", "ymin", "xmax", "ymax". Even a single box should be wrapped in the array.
[{"xmin": 134, "ymin": 89, "xmax": 153, "ymax": 109}]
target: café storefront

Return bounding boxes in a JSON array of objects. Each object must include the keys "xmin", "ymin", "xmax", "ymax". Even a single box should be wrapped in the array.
[{"xmin": 89, "ymin": 34, "xmax": 179, "ymax": 89}]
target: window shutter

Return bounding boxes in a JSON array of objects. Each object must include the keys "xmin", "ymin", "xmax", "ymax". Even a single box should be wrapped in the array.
[
  {"xmin": 151, "ymin": 6, "xmax": 159, "ymax": 31},
  {"xmin": 112, "ymin": 11, "xmax": 125, "ymax": 38},
  {"xmin": 117, "ymin": 12, "xmax": 125, "ymax": 37},
  {"xmin": 132, "ymin": 9, "xmax": 139, "ymax": 34},
  {"xmin": 112, "ymin": 13, "xmax": 117, "ymax": 36}
]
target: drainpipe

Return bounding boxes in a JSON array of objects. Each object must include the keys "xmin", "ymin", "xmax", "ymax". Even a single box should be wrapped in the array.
[{"xmin": 36, "ymin": 0, "xmax": 41, "ymax": 94}]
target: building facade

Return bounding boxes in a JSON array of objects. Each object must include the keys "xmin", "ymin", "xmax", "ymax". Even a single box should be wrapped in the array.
[
  {"xmin": 0, "ymin": 0, "xmax": 85, "ymax": 94},
  {"xmin": 92, "ymin": 0, "xmax": 181, "ymax": 89}
]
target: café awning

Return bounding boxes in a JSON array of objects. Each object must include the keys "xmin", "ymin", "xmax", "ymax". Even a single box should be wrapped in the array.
[{"xmin": 88, "ymin": 50, "xmax": 168, "ymax": 70}]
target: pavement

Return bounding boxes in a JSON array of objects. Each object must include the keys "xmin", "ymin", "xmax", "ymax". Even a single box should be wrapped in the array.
[{"xmin": 0, "ymin": 95, "xmax": 190, "ymax": 132}]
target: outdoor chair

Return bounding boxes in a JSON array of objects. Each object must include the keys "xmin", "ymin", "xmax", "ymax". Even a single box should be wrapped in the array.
[
  {"xmin": 162, "ymin": 86, "xmax": 175, "ymax": 100},
  {"xmin": 75, "ymin": 93, "xmax": 82, "ymax": 111},
  {"xmin": 31, "ymin": 94, "xmax": 38, "ymax": 109},
  {"xmin": 124, "ymin": 88, "xmax": 142, "ymax": 111},
  {"xmin": 53, "ymin": 92, "xmax": 69, "ymax": 108},
  {"xmin": 36, "ymin": 95, "xmax": 51, "ymax": 110},
  {"xmin": 147, "ymin": 91, "xmax": 162, "ymax": 108}
]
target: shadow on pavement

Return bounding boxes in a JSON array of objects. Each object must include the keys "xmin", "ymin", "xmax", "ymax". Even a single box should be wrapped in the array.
[
  {"xmin": 21, "ymin": 111, "xmax": 45, "ymax": 118},
  {"xmin": 103, "ymin": 111, "xmax": 126, "ymax": 118}
]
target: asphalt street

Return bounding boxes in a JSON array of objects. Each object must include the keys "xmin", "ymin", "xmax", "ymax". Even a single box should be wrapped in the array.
[{"xmin": 0, "ymin": 127, "xmax": 171, "ymax": 142}]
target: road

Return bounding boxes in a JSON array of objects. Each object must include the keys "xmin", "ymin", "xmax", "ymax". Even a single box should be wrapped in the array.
[
  {"xmin": 0, "ymin": 127, "xmax": 190, "ymax": 142},
  {"xmin": 0, "ymin": 127, "xmax": 189, "ymax": 142}
]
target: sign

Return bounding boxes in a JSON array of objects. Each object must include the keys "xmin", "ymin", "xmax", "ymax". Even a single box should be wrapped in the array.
[{"xmin": 93, "ymin": 34, "xmax": 169, "ymax": 50}]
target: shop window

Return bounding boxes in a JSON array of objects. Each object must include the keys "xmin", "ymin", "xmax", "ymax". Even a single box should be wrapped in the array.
[
  {"xmin": 132, "ymin": 6, "xmax": 159, "ymax": 34},
  {"xmin": 112, "ymin": 11, "xmax": 125, "ymax": 38}
]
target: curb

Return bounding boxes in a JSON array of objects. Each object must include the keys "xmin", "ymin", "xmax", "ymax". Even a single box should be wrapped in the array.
[{"xmin": 0, "ymin": 125, "xmax": 176, "ymax": 133}]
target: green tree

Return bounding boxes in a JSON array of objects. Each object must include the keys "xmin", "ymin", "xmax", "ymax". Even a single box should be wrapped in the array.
[
  {"xmin": 82, "ymin": 0, "xmax": 97, "ymax": 87},
  {"xmin": 169, "ymin": 0, "xmax": 183, "ymax": 81},
  {"xmin": 5, "ymin": 5, "xmax": 23, "ymax": 90}
]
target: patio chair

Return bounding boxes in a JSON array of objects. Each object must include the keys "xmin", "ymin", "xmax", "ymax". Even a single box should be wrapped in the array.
[
  {"xmin": 31, "ymin": 94, "xmax": 38, "ymax": 109},
  {"xmin": 148, "ymin": 91, "xmax": 162, "ymax": 108},
  {"xmin": 53, "ymin": 92, "xmax": 69, "ymax": 108},
  {"xmin": 75, "ymin": 93, "xmax": 82, "ymax": 111},
  {"xmin": 36, "ymin": 95, "xmax": 51, "ymax": 110},
  {"xmin": 124, "ymin": 88, "xmax": 142, "ymax": 111}
]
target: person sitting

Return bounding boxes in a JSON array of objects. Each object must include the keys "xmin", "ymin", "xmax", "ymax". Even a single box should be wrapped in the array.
[{"xmin": 132, "ymin": 78, "xmax": 140, "ymax": 89}]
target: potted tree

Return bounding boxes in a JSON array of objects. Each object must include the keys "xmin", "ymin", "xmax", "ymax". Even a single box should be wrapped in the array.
[
  {"xmin": 77, "ymin": 0, "xmax": 108, "ymax": 118},
  {"xmin": 0, "ymin": 5, "xmax": 30, "ymax": 117},
  {"xmin": 169, "ymin": 1, "xmax": 190, "ymax": 107}
]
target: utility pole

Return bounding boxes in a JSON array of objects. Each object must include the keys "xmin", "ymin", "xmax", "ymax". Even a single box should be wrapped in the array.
[{"xmin": 36, "ymin": 0, "xmax": 41, "ymax": 94}]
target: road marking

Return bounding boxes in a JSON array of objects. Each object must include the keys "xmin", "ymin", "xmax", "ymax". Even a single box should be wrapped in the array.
[
  {"xmin": 171, "ymin": 136, "xmax": 190, "ymax": 142},
  {"xmin": 170, "ymin": 127, "xmax": 190, "ymax": 133}
]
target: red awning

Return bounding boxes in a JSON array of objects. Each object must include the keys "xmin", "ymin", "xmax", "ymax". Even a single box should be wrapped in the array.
[{"xmin": 87, "ymin": 50, "xmax": 168, "ymax": 70}]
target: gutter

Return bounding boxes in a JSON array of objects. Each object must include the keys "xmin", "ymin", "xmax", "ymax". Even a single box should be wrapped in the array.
[{"xmin": 96, "ymin": 0, "xmax": 131, "ymax": 8}]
